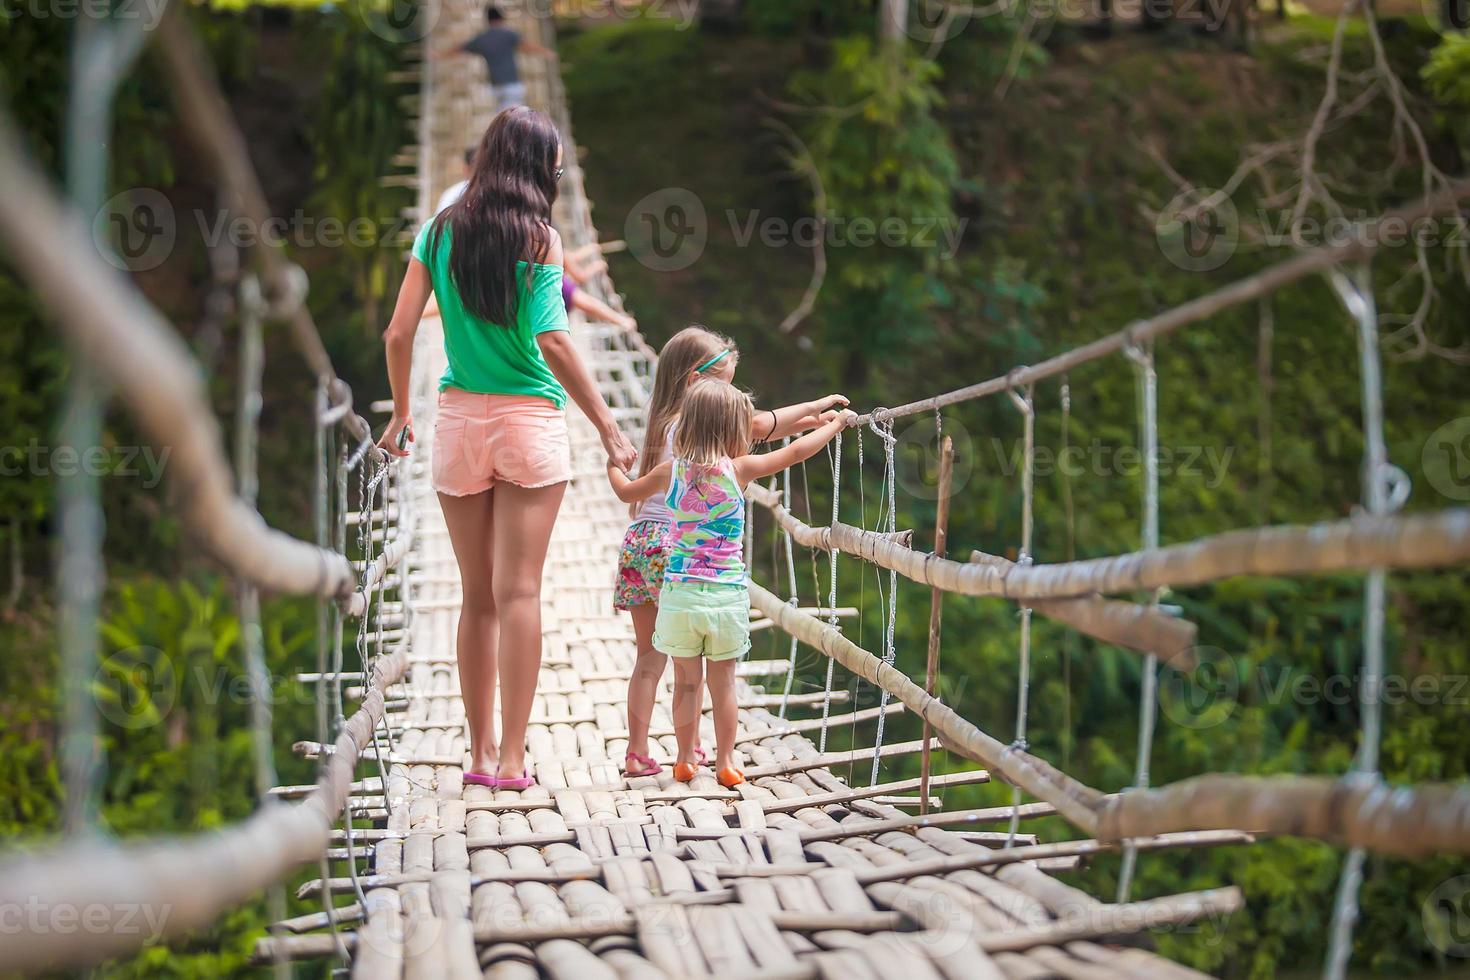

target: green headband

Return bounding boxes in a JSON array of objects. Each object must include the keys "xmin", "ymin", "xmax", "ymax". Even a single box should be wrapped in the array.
[{"xmin": 696, "ymin": 348, "xmax": 732, "ymax": 373}]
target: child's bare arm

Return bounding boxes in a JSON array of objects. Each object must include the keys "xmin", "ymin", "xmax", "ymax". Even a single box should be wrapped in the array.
[
  {"xmin": 735, "ymin": 411, "xmax": 854, "ymax": 485},
  {"xmin": 607, "ymin": 459, "xmax": 672, "ymax": 504},
  {"xmin": 753, "ymin": 393, "xmax": 849, "ymax": 442}
]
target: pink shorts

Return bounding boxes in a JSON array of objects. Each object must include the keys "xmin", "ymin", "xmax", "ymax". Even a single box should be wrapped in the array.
[{"xmin": 431, "ymin": 389, "xmax": 572, "ymax": 496}]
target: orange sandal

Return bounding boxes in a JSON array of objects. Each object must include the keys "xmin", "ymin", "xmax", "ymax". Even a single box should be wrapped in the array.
[
  {"xmin": 673, "ymin": 762, "xmax": 698, "ymax": 783},
  {"xmin": 717, "ymin": 767, "xmax": 745, "ymax": 788}
]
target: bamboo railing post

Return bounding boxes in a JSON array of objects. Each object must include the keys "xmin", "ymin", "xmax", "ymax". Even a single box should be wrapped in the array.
[{"xmin": 919, "ymin": 435, "xmax": 955, "ymax": 816}]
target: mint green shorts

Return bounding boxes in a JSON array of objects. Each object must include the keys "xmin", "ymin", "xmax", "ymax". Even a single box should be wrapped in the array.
[{"xmin": 653, "ymin": 581, "xmax": 751, "ymax": 661}]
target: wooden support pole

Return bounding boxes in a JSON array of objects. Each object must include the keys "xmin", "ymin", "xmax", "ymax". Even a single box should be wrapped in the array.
[{"xmin": 921, "ymin": 435, "xmax": 955, "ymax": 816}]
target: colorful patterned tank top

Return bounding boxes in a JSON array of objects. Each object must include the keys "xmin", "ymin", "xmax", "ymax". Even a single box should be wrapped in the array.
[{"xmin": 663, "ymin": 457, "xmax": 746, "ymax": 585}]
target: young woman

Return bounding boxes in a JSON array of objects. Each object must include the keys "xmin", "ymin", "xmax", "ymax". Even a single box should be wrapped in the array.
[{"xmin": 378, "ymin": 107, "xmax": 636, "ymax": 790}]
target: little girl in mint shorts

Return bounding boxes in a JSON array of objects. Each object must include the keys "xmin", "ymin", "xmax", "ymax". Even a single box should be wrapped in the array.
[{"xmin": 607, "ymin": 378, "xmax": 851, "ymax": 787}]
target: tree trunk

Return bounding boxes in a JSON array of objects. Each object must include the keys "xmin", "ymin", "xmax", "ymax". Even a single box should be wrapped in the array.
[{"xmin": 878, "ymin": 0, "xmax": 907, "ymax": 44}]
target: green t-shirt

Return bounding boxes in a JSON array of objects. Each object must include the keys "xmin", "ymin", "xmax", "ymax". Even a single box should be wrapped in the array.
[{"xmin": 412, "ymin": 220, "xmax": 570, "ymax": 407}]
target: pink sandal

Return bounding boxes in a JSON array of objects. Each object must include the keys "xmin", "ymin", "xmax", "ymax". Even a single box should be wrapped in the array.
[
  {"xmin": 463, "ymin": 771, "xmax": 497, "ymax": 788},
  {"xmin": 624, "ymin": 751, "xmax": 663, "ymax": 777},
  {"xmin": 495, "ymin": 769, "xmax": 535, "ymax": 791}
]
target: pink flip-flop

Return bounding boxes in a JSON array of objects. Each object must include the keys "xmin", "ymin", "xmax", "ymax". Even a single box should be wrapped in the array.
[
  {"xmin": 463, "ymin": 771, "xmax": 497, "ymax": 788},
  {"xmin": 694, "ymin": 747, "xmax": 708, "ymax": 766},
  {"xmin": 624, "ymin": 751, "xmax": 663, "ymax": 778},
  {"xmin": 495, "ymin": 769, "xmax": 535, "ymax": 791}
]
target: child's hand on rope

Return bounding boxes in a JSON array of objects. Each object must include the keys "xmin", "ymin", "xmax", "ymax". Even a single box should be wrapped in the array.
[{"xmin": 810, "ymin": 393, "xmax": 849, "ymax": 416}]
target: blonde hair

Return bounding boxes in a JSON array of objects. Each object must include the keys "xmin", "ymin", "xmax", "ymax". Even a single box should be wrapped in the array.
[
  {"xmin": 673, "ymin": 378, "xmax": 754, "ymax": 467},
  {"xmin": 638, "ymin": 326, "xmax": 739, "ymax": 479}
]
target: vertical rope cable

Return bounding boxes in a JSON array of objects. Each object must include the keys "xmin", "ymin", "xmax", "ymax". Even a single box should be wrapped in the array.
[
  {"xmin": 233, "ymin": 275, "xmax": 288, "ymax": 978},
  {"xmin": 359, "ymin": 462, "xmax": 395, "ymax": 814},
  {"xmin": 58, "ymin": 15, "xmax": 149, "ymax": 838},
  {"xmin": 779, "ymin": 439, "xmax": 800, "ymax": 718},
  {"xmin": 1118, "ymin": 341, "xmax": 1160, "ymax": 899},
  {"xmin": 1006, "ymin": 386, "xmax": 1035, "ymax": 846},
  {"xmin": 371, "ymin": 462, "xmax": 403, "ymax": 815},
  {"xmin": 1325, "ymin": 262, "xmax": 1402, "ymax": 980},
  {"xmin": 312, "ymin": 384, "xmax": 346, "ymax": 959},
  {"xmin": 869, "ymin": 418, "xmax": 898, "ymax": 785},
  {"xmin": 235, "ymin": 276, "xmax": 276, "ymax": 800},
  {"xmin": 817, "ymin": 431, "xmax": 842, "ymax": 753}
]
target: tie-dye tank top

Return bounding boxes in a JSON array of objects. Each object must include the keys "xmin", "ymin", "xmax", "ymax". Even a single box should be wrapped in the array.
[{"xmin": 663, "ymin": 457, "xmax": 746, "ymax": 585}]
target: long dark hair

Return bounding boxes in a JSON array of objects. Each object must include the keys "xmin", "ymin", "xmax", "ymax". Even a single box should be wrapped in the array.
[{"xmin": 427, "ymin": 106, "xmax": 561, "ymax": 326}]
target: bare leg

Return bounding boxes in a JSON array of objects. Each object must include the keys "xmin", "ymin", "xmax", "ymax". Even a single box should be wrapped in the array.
[
  {"xmin": 670, "ymin": 656, "xmax": 704, "ymax": 766},
  {"xmin": 490, "ymin": 480, "xmax": 567, "ymax": 780},
  {"xmin": 438, "ymin": 490, "xmax": 498, "ymax": 775},
  {"xmin": 705, "ymin": 659, "xmax": 740, "ymax": 771},
  {"xmin": 625, "ymin": 604, "xmax": 665, "ymax": 765}
]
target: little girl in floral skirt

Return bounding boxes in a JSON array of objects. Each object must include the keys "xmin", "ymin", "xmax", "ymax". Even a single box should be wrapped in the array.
[
  {"xmin": 609, "ymin": 327, "xmax": 848, "ymax": 779},
  {"xmin": 609, "ymin": 378, "xmax": 852, "ymax": 786}
]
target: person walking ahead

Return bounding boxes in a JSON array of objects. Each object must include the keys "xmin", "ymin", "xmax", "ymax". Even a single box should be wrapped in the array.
[{"xmin": 434, "ymin": 7, "xmax": 554, "ymax": 111}]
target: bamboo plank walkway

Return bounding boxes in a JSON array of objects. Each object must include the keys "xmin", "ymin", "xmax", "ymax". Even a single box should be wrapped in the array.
[{"xmin": 258, "ymin": 4, "xmax": 1245, "ymax": 976}]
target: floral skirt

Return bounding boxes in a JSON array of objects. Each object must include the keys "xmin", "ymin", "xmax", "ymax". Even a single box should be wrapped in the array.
[{"xmin": 614, "ymin": 519, "xmax": 669, "ymax": 610}]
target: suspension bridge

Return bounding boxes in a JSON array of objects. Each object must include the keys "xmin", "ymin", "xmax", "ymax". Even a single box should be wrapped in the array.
[{"xmin": 1, "ymin": 2, "xmax": 1469, "ymax": 978}]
